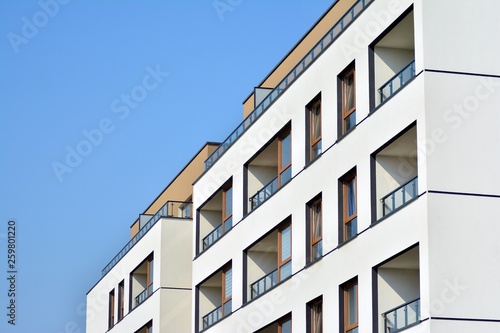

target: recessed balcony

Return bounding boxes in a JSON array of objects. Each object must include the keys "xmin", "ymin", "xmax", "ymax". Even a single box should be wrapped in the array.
[
  {"xmin": 372, "ymin": 9, "xmax": 415, "ymax": 107},
  {"xmin": 374, "ymin": 125, "xmax": 418, "ymax": 221},
  {"xmin": 376, "ymin": 246, "xmax": 420, "ymax": 333},
  {"xmin": 198, "ymin": 182, "xmax": 232, "ymax": 252},
  {"xmin": 246, "ymin": 222, "xmax": 292, "ymax": 302},
  {"xmin": 198, "ymin": 265, "xmax": 232, "ymax": 330},
  {"xmin": 246, "ymin": 127, "xmax": 291, "ymax": 213}
]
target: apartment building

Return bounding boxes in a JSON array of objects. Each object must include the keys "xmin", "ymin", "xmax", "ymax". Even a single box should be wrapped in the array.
[
  {"xmin": 86, "ymin": 143, "xmax": 218, "ymax": 333},
  {"xmin": 192, "ymin": 1, "xmax": 500, "ymax": 333}
]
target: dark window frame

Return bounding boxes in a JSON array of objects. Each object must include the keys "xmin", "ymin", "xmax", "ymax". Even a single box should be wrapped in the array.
[
  {"xmin": 340, "ymin": 277, "xmax": 358, "ymax": 333},
  {"xmin": 307, "ymin": 194, "xmax": 323, "ymax": 264},
  {"xmin": 338, "ymin": 62, "xmax": 356, "ymax": 137},
  {"xmin": 306, "ymin": 93, "xmax": 322, "ymax": 163},
  {"xmin": 339, "ymin": 168, "xmax": 357, "ymax": 243}
]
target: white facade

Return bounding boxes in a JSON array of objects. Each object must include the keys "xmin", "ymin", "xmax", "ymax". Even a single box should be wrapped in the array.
[
  {"xmin": 192, "ymin": 1, "xmax": 500, "ymax": 333},
  {"xmin": 87, "ymin": 216, "xmax": 192, "ymax": 333}
]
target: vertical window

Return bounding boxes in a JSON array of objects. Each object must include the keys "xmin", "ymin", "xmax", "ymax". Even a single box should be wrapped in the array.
[
  {"xmin": 278, "ymin": 129, "xmax": 292, "ymax": 186},
  {"xmin": 223, "ymin": 185, "xmax": 233, "ymax": 233},
  {"xmin": 108, "ymin": 289, "xmax": 115, "ymax": 329},
  {"xmin": 307, "ymin": 94, "xmax": 322, "ymax": 162},
  {"xmin": 341, "ymin": 278, "xmax": 358, "ymax": 333},
  {"xmin": 148, "ymin": 255, "xmax": 154, "ymax": 290},
  {"xmin": 341, "ymin": 170, "xmax": 357, "ymax": 242},
  {"xmin": 340, "ymin": 65, "xmax": 356, "ymax": 135},
  {"xmin": 278, "ymin": 222, "xmax": 292, "ymax": 281},
  {"xmin": 308, "ymin": 297, "xmax": 323, "ymax": 333},
  {"xmin": 278, "ymin": 315, "xmax": 292, "ymax": 333},
  {"xmin": 222, "ymin": 266, "xmax": 232, "ymax": 317},
  {"xmin": 118, "ymin": 280, "xmax": 124, "ymax": 321},
  {"xmin": 308, "ymin": 195, "xmax": 322, "ymax": 263}
]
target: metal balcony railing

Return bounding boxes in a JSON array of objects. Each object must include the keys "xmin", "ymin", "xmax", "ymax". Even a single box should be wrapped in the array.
[
  {"xmin": 202, "ymin": 216, "xmax": 233, "ymax": 251},
  {"xmin": 204, "ymin": 0, "xmax": 373, "ymax": 170},
  {"xmin": 134, "ymin": 283, "xmax": 153, "ymax": 309},
  {"xmin": 102, "ymin": 200, "xmax": 192, "ymax": 276},
  {"xmin": 379, "ymin": 60, "xmax": 416, "ymax": 104},
  {"xmin": 250, "ymin": 176, "xmax": 279, "ymax": 210},
  {"xmin": 381, "ymin": 177, "xmax": 418, "ymax": 217},
  {"xmin": 203, "ymin": 223, "xmax": 222, "ymax": 250},
  {"xmin": 383, "ymin": 298, "xmax": 420, "ymax": 333},
  {"xmin": 202, "ymin": 305, "xmax": 222, "ymax": 329},
  {"xmin": 250, "ymin": 269, "xmax": 278, "ymax": 299}
]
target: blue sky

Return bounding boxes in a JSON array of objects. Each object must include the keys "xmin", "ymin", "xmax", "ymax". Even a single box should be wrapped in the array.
[{"xmin": 0, "ymin": 1, "xmax": 333, "ymax": 332}]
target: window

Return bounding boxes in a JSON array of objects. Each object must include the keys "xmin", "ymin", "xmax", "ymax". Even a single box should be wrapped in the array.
[
  {"xmin": 307, "ymin": 94, "xmax": 322, "ymax": 162},
  {"xmin": 341, "ymin": 278, "xmax": 358, "ymax": 333},
  {"xmin": 278, "ymin": 223, "xmax": 292, "ymax": 281},
  {"xmin": 279, "ymin": 315, "xmax": 292, "ymax": 333},
  {"xmin": 308, "ymin": 297, "xmax": 323, "ymax": 333},
  {"xmin": 108, "ymin": 289, "xmax": 115, "ymax": 329},
  {"xmin": 222, "ymin": 266, "xmax": 232, "ymax": 317},
  {"xmin": 278, "ymin": 129, "xmax": 292, "ymax": 186},
  {"xmin": 118, "ymin": 280, "xmax": 124, "ymax": 321},
  {"xmin": 222, "ymin": 185, "xmax": 233, "ymax": 232},
  {"xmin": 341, "ymin": 170, "xmax": 357, "ymax": 242},
  {"xmin": 339, "ymin": 64, "xmax": 356, "ymax": 135},
  {"xmin": 307, "ymin": 195, "xmax": 322, "ymax": 263}
]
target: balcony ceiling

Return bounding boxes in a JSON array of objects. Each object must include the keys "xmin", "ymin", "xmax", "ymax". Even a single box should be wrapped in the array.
[
  {"xmin": 376, "ymin": 12, "xmax": 414, "ymax": 50},
  {"xmin": 378, "ymin": 126, "xmax": 416, "ymax": 157},
  {"xmin": 249, "ymin": 139, "xmax": 278, "ymax": 167},
  {"xmin": 380, "ymin": 246, "xmax": 419, "ymax": 270}
]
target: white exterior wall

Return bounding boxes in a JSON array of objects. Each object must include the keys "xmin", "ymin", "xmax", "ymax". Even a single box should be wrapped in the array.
[
  {"xmin": 87, "ymin": 217, "xmax": 192, "ymax": 333},
  {"xmin": 191, "ymin": 0, "xmax": 500, "ymax": 332}
]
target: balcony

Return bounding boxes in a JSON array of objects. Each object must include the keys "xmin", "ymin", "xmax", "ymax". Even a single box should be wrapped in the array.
[
  {"xmin": 379, "ymin": 60, "xmax": 415, "ymax": 104},
  {"xmin": 383, "ymin": 299, "xmax": 420, "ymax": 333},
  {"xmin": 381, "ymin": 177, "xmax": 417, "ymax": 216},
  {"xmin": 198, "ymin": 183, "xmax": 232, "ymax": 253},
  {"xmin": 245, "ymin": 221, "xmax": 291, "ymax": 302},
  {"xmin": 372, "ymin": 9, "xmax": 415, "ymax": 107},
  {"xmin": 251, "ymin": 269, "xmax": 278, "ymax": 299},
  {"xmin": 102, "ymin": 200, "xmax": 191, "ymax": 276},
  {"xmin": 376, "ymin": 246, "xmax": 420, "ymax": 333},
  {"xmin": 373, "ymin": 125, "xmax": 418, "ymax": 221},
  {"xmin": 246, "ymin": 126, "xmax": 291, "ymax": 213},
  {"xmin": 134, "ymin": 283, "xmax": 153, "ymax": 308},
  {"xmin": 130, "ymin": 254, "xmax": 153, "ymax": 310},
  {"xmin": 204, "ymin": 0, "xmax": 373, "ymax": 170},
  {"xmin": 198, "ymin": 265, "xmax": 232, "ymax": 330}
]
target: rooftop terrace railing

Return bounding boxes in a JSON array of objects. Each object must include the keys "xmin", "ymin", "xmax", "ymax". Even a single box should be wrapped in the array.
[
  {"xmin": 204, "ymin": 0, "xmax": 373, "ymax": 170},
  {"xmin": 381, "ymin": 177, "xmax": 418, "ymax": 217},
  {"xmin": 102, "ymin": 200, "xmax": 192, "ymax": 276},
  {"xmin": 383, "ymin": 298, "xmax": 420, "ymax": 333},
  {"xmin": 379, "ymin": 60, "xmax": 416, "ymax": 104}
]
